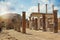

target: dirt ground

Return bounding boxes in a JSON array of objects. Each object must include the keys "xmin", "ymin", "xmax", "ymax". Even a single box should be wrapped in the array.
[{"xmin": 0, "ymin": 29, "xmax": 60, "ymax": 40}]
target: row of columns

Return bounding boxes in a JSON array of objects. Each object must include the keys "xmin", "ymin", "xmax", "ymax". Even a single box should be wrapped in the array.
[
  {"xmin": 14, "ymin": 10, "xmax": 58, "ymax": 33},
  {"xmin": 29, "ymin": 14, "xmax": 46, "ymax": 31},
  {"xmin": 29, "ymin": 10, "xmax": 58, "ymax": 33},
  {"xmin": 14, "ymin": 11, "xmax": 26, "ymax": 33}
]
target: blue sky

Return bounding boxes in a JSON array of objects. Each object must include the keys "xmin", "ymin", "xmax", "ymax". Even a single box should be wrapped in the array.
[{"xmin": 0, "ymin": 0, "xmax": 60, "ymax": 18}]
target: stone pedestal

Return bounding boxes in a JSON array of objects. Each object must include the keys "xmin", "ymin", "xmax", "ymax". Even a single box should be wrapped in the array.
[
  {"xmin": 22, "ymin": 12, "xmax": 26, "ymax": 33},
  {"xmin": 53, "ymin": 10, "xmax": 58, "ymax": 33}
]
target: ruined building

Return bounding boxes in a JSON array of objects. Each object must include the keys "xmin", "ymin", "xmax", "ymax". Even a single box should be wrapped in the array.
[{"xmin": 29, "ymin": 3, "xmax": 58, "ymax": 33}]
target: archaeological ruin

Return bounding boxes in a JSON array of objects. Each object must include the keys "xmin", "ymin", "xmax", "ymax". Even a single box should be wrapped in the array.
[
  {"xmin": 0, "ymin": 3, "xmax": 58, "ymax": 33},
  {"xmin": 28, "ymin": 3, "xmax": 58, "ymax": 33}
]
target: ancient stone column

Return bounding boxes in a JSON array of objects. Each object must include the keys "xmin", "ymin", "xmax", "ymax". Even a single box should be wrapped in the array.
[
  {"xmin": 42, "ymin": 14, "xmax": 46, "ymax": 31},
  {"xmin": 17, "ymin": 23, "xmax": 21, "ymax": 32},
  {"xmin": 46, "ymin": 4, "xmax": 47, "ymax": 14},
  {"xmin": 38, "ymin": 17, "xmax": 40, "ymax": 30},
  {"xmin": 45, "ymin": 4, "xmax": 48, "ymax": 29},
  {"xmin": 40, "ymin": 18, "xmax": 43, "ymax": 29},
  {"xmin": 22, "ymin": 11, "xmax": 26, "ymax": 33},
  {"xmin": 35, "ymin": 18, "xmax": 38, "ymax": 30},
  {"xmin": 53, "ymin": 10, "xmax": 58, "ymax": 33},
  {"xmin": 29, "ymin": 17, "xmax": 32, "ymax": 29},
  {"xmin": 12, "ymin": 16, "xmax": 17, "ymax": 31},
  {"xmin": 32, "ymin": 17, "xmax": 35, "ymax": 29},
  {"xmin": 38, "ymin": 3, "xmax": 40, "ymax": 13},
  {"xmin": 52, "ymin": 5, "xmax": 54, "ymax": 12},
  {"xmin": 26, "ymin": 20, "xmax": 29, "ymax": 28}
]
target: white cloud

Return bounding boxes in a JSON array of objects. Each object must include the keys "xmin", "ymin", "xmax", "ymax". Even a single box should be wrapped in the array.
[
  {"xmin": 0, "ymin": 2, "xmax": 17, "ymax": 15},
  {"xmin": 0, "ymin": 0, "xmax": 25, "ymax": 16},
  {"xmin": 32, "ymin": 0, "xmax": 49, "ymax": 4},
  {"xmin": 0, "ymin": 2, "xmax": 9, "ymax": 15},
  {"xmin": 26, "ymin": 6, "xmax": 38, "ymax": 18},
  {"xmin": 38, "ymin": 0, "xmax": 49, "ymax": 3}
]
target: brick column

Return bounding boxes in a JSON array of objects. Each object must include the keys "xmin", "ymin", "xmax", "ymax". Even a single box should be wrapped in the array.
[
  {"xmin": 53, "ymin": 10, "xmax": 58, "ymax": 33},
  {"xmin": 22, "ymin": 11, "xmax": 26, "ymax": 33},
  {"xmin": 42, "ymin": 14, "xmax": 46, "ymax": 31},
  {"xmin": 35, "ymin": 18, "xmax": 38, "ymax": 30}
]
